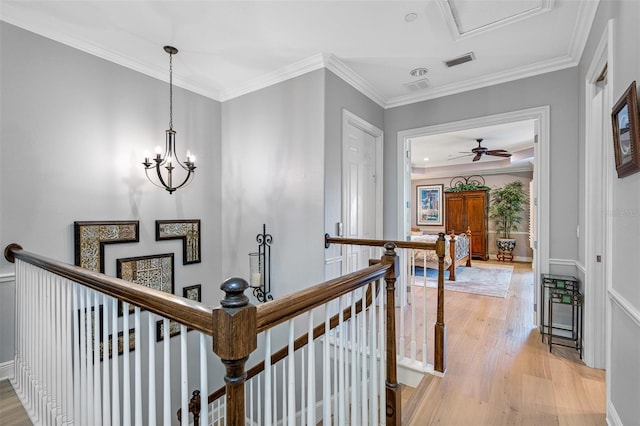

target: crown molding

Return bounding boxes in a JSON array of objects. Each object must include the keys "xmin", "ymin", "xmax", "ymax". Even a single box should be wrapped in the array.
[
  {"xmin": 567, "ymin": 0, "xmax": 600, "ymax": 62},
  {"xmin": 218, "ymin": 53, "xmax": 326, "ymax": 102},
  {"xmin": 0, "ymin": 7, "xmax": 221, "ymax": 101},
  {"xmin": 385, "ymin": 54, "xmax": 577, "ymax": 109},
  {"xmin": 323, "ymin": 54, "xmax": 387, "ymax": 107}
]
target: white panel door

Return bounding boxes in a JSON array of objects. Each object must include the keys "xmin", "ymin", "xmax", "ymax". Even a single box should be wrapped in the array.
[{"xmin": 342, "ymin": 111, "xmax": 382, "ymax": 274}]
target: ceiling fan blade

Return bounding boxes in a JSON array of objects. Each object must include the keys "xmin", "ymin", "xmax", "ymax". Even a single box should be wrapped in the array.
[
  {"xmin": 486, "ymin": 152, "xmax": 512, "ymax": 157},
  {"xmin": 472, "ymin": 154, "xmax": 482, "ymax": 162},
  {"xmin": 486, "ymin": 149, "xmax": 508, "ymax": 153},
  {"xmin": 448, "ymin": 153, "xmax": 474, "ymax": 160}
]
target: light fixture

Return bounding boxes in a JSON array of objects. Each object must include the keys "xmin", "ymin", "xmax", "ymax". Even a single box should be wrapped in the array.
[
  {"xmin": 249, "ymin": 224, "xmax": 273, "ymax": 303},
  {"xmin": 143, "ymin": 46, "xmax": 196, "ymax": 194},
  {"xmin": 410, "ymin": 67, "xmax": 429, "ymax": 77}
]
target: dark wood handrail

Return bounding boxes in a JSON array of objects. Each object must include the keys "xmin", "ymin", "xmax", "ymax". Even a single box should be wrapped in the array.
[
  {"xmin": 4, "ymin": 244, "xmax": 215, "ymax": 335},
  {"xmin": 325, "ymin": 234, "xmax": 445, "ymax": 253},
  {"xmin": 196, "ymin": 281, "xmax": 380, "ymax": 410},
  {"xmin": 256, "ymin": 261, "xmax": 390, "ymax": 333}
]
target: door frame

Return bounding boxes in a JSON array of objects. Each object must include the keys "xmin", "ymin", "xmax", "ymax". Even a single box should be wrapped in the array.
[
  {"xmin": 583, "ymin": 19, "xmax": 613, "ymax": 370},
  {"xmin": 396, "ymin": 106, "xmax": 550, "ymax": 323},
  {"xmin": 342, "ymin": 109, "xmax": 384, "ymax": 273}
]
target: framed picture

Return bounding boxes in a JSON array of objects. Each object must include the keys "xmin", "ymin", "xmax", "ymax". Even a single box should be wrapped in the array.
[
  {"xmin": 417, "ymin": 185, "xmax": 444, "ymax": 226},
  {"xmin": 611, "ymin": 81, "xmax": 640, "ymax": 178},
  {"xmin": 156, "ymin": 220, "xmax": 201, "ymax": 264},
  {"xmin": 117, "ymin": 253, "xmax": 175, "ymax": 316},
  {"xmin": 74, "ymin": 220, "xmax": 139, "ymax": 273},
  {"xmin": 156, "ymin": 319, "xmax": 182, "ymax": 342},
  {"xmin": 183, "ymin": 284, "xmax": 201, "ymax": 302}
]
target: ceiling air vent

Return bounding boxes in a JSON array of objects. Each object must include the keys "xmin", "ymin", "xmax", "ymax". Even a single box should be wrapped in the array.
[
  {"xmin": 444, "ymin": 52, "xmax": 475, "ymax": 68},
  {"xmin": 404, "ymin": 78, "xmax": 430, "ymax": 92}
]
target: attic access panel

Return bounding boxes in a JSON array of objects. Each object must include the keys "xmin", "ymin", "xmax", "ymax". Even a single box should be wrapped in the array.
[{"xmin": 439, "ymin": 0, "xmax": 553, "ymax": 38}]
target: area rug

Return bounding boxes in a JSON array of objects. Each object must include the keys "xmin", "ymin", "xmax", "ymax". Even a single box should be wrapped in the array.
[{"xmin": 411, "ymin": 263, "xmax": 513, "ymax": 298}]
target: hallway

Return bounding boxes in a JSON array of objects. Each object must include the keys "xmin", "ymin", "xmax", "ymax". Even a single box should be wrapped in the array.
[{"xmin": 402, "ymin": 261, "xmax": 606, "ymax": 425}]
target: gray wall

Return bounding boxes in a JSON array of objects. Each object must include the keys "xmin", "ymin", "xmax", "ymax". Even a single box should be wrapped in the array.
[
  {"xmin": 0, "ymin": 22, "xmax": 222, "ymax": 362},
  {"xmin": 578, "ymin": 1, "xmax": 640, "ymax": 424},
  {"xmin": 220, "ymin": 70, "xmax": 325, "ymax": 299},
  {"xmin": 384, "ymin": 68, "xmax": 580, "ymax": 264}
]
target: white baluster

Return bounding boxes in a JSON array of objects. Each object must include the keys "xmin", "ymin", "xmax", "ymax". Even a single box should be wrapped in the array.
[
  {"xmin": 122, "ymin": 304, "xmax": 131, "ymax": 426},
  {"xmin": 147, "ymin": 313, "xmax": 156, "ymax": 425},
  {"xmin": 351, "ymin": 291, "xmax": 358, "ymax": 426},
  {"xmin": 93, "ymin": 291, "xmax": 102, "ymax": 425},
  {"xmin": 282, "ymin": 359, "xmax": 287, "ymax": 425},
  {"xmin": 361, "ymin": 284, "xmax": 368, "ymax": 425},
  {"xmin": 163, "ymin": 318, "xmax": 170, "ymax": 426},
  {"xmin": 264, "ymin": 329, "xmax": 272, "ymax": 426},
  {"xmin": 369, "ymin": 281, "xmax": 377, "ymax": 424},
  {"xmin": 338, "ymin": 296, "xmax": 345, "ymax": 426},
  {"xmin": 307, "ymin": 312, "xmax": 315, "ymax": 426},
  {"xmin": 300, "ymin": 347, "xmax": 305, "ymax": 426},
  {"xmin": 323, "ymin": 304, "xmax": 331, "ymax": 425},
  {"xmin": 180, "ymin": 325, "xmax": 188, "ymax": 426},
  {"xmin": 423, "ymin": 258, "xmax": 429, "ymax": 369},
  {"xmin": 134, "ymin": 307, "xmax": 142, "ymax": 425},
  {"xmin": 200, "ymin": 333, "xmax": 208, "ymax": 426},
  {"xmin": 85, "ymin": 288, "xmax": 95, "ymax": 423},
  {"xmin": 111, "ymin": 297, "xmax": 120, "ymax": 426},
  {"xmin": 287, "ymin": 320, "xmax": 295, "ymax": 426},
  {"xmin": 379, "ymin": 279, "xmax": 386, "ymax": 425},
  {"xmin": 102, "ymin": 294, "xmax": 111, "ymax": 426},
  {"xmin": 411, "ymin": 254, "xmax": 418, "ymax": 363}
]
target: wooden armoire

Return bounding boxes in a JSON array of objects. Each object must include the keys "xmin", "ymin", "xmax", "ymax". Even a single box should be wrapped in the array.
[{"xmin": 444, "ymin": 189, "xmax": 489, "ymax": 260}]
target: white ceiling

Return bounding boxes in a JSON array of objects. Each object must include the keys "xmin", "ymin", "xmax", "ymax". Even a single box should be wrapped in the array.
[{"xmin": 0, "ymin": 0, "xmax": 599, "ymax": 108}]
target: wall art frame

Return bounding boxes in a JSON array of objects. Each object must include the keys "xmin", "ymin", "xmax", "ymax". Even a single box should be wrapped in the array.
[
  {"xmin": 417, "ymin": 184, "xmax": 444, "ymax": 226},
  {"xmin": 611, "ymin": 80, "xmax": 640, "ymax": 178},
  {"xmin": 116, "ymin": 253, "xmax": 175, "ymax": 315},
  {"xmin": 74, "ymin": 220, "xmax": 139, "ymax": 272},
  {"xmin": 156, "ymin": 219, "xmax": 201, "ymax": 264},
  {"xmin": 182, "ymin": 284, "xmax": 201, "ymax": 302}
]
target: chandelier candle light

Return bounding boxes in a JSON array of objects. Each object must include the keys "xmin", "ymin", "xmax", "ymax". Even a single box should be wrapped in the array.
[{"xmin": 143, "ymin": 46, "xmax": 196, "ymax": 194}]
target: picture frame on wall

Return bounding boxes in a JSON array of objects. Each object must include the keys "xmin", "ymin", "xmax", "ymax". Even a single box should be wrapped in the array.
[
  {"xmin": 611, "ymin": 80, "xmax": 640, "ymax": 178},
  {"xmin": 417, "ymin": 184, "xmax": 444, "ymax": 226},
  {"xmin": 182, "ymin": 284, "xmax": 201, "ymax": 302}
]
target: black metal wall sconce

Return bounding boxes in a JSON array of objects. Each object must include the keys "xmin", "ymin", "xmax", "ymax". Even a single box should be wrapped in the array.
[{"xmin": 249, "ymin": 224, "xmax": 273, "ymax": 302}]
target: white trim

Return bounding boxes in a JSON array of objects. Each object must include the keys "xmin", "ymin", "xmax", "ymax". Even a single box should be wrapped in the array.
[
  {"xmin": 609, "ymin": 288, "xmax": 640, "ymax": 328},
  {"xmin": 0, "ymin": 273, "xmax": 15, "ymax": 283},
  {"xmin": 567, "ymin": 0, "xmax": 602, "ymax": 63},
  {"xmin": 324, "ymin": 256, "xmax": 343, "ymax": 265},
  {"xmin": 583, "ymin": 18, "xmax": 613, "ymax": 370},
  {"xmin": 575, "ymin": 261, "xmax": 586, "ymax": 275},
  {"xmin": 0, "ymin": 361, "xmax": 14, "ymax": 380},
  {"xmin": 548, "ymin": 258, "xmax": 577, "ymax": 267},
  {"xmin": 607, "ymin": 399, "xmax": 623, "ymax": 426},
  {"xmin": 325, "ymin": 55, "xmax": 387, "ymax": 108},
  {"xmin": 397, "ymin": 106, "xmax": 550, "ymax": 316}
]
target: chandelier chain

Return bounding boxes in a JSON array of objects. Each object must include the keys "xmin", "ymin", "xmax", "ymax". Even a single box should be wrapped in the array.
[{"xmin": 169, "ymin": 51, "xmax": 173, "ymax": 130}]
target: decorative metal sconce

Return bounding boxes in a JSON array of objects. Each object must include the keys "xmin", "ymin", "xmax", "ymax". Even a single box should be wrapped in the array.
[
  {"xmin": 249, "ymin": 224, "xmax": 273, "ymax": 302},
  {"xmin": 142, "ymin": 46, "xmax": 196, "ymax": 194}
]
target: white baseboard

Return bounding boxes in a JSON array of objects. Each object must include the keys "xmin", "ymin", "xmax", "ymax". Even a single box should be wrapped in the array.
[
  {"xmin": 606, "ymin": 399, "xmax": 622, "ymax": 426},
  {"xmin": 0, "ymin": 360, "xmax": 14, "ymax": 380}
]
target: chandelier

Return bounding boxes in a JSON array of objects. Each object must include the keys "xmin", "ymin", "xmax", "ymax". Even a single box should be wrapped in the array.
[{"xmin": 143, "ymin": 46, "xmax": 196, "ymax": 194}]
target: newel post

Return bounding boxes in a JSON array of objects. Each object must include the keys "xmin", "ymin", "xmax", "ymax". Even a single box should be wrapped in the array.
[
  {"xmin": 211, "ymin": 278, "xmax": 257, "ymax": 425},
  {"xmin": 435, "ymin": 232, "xmax": 447, "ymax": 373},
  {"xmin": 381, "ymin": 242, "xmax": 401, "ymax": 425}
]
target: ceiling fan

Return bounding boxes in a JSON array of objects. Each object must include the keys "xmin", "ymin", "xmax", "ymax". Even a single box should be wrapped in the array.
[{"xmin": 461, "ymin": 138, "xmax": 512, "ymax": 162}]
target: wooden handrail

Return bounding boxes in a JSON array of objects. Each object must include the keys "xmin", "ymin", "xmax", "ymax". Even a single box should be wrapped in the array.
[
  {"xmin": 325, "ymin": 234, "xmax": 444, "ymax": 253},
  {"xmin": 4, "ymin": 243, "xmax": 215, "ymax": 335},
  {"xmin": 256, "ymin": 261, "xmax": 391, "ymax": 333}
]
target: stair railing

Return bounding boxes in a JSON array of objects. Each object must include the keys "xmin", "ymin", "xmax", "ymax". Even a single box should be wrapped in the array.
[{"xmin": 324, "ymin": 233, "xmax": 448, "ymax": 374}]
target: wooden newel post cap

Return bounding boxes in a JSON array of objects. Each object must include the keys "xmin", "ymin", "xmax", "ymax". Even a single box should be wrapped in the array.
[
  {"xmin": 220, "ymin": 277, "xmax": 250, "ymax": 308},
  {"xmin": 384, "ymin": 242, "xmax": 397, "ymax": 257},
  {"xmin": 212, "ymin": 277, "xmax": 257, "ymax": 360},
  {"xmin": 4, "ymin": 243, "xmax": 22, "ymax": 263}
]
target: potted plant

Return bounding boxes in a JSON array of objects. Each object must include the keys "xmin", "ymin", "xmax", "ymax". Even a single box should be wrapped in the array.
[{"xmin": 489, "ymin": 180, "xmax": 528, "ymax": 261}]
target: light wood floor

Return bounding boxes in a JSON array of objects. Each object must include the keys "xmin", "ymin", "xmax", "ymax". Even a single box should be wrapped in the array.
[
  {"xmin": 401, "ymin": 260, "xmax": 606, "ymax": 426},
  {"xmin": 0, "ymin": 379, "xmax": 30, "ymax": 425}
]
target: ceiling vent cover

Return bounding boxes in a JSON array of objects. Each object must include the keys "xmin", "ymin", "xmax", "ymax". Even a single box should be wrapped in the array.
[
  {"xmin": 404, "ymin": 78, "xmax": 430, "ymax": 91},
  {"xmin": 444, "ymin": 52, "xmax": 475, "ymax": 67}
]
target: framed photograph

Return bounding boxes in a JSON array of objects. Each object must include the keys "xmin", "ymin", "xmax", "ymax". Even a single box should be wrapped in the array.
[
  {"xmin": 183, "ymin": 284, "xmax": 201, "ymax": 302},
  {"xmin": 611, "ymin": 81, "xmax": 640, "ymax": 178},
  {"xmin": 417, "ymin": 185, "xmax": 444, "ymax": 226},
  {"xmin": 156, "ymin": 220, "xmax": 201, "ymax": 264},
  {"xmin": 117, "ymin": 253, "xmax": 174, "ymax": 315}
]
